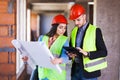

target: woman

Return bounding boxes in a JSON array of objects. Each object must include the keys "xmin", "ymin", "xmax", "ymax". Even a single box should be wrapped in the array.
[{"xmin": 37, "ymin": 14, "xmax": 69, "ymax": 80}]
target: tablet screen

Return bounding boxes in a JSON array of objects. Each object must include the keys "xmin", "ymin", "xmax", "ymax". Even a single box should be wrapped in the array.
[{"xmin": 63, "ymin": 46, "xmax": 80, "ymax": 54}]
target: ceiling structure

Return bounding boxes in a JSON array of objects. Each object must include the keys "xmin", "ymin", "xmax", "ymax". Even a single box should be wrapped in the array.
[
  {"xmin": 28, "ymin": 0, "xmax": 93, "ymax": 3},
  {"xmin": 27, "ymin": 0, "xmax": 93, "ymax": 14},
  {"xmin": 31, "ymin": 3, "xmax": 70, "ymax": 13}
]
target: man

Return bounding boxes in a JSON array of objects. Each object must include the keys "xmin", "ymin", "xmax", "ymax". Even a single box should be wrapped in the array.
[{"xmin": 68, "ymin": 4, "xmax": 107, "ymax": 80}]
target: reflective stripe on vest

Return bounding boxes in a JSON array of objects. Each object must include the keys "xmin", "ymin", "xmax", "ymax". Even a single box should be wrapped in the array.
[
  {"xmin": 84, "ymin": 58, "xmax": 106, "ymax": 68},
  {"xmin": 71, "ymin": 24, "xmax": 107, "ymax": 72},
  {"xmin": 38, "ymin": 35, "xmax": 68, "ymax": 80}
]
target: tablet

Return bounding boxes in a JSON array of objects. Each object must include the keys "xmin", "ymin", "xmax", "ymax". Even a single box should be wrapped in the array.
[{"xmin": 63, "ymin": 46, "xmax": 80, "ymax": 55}]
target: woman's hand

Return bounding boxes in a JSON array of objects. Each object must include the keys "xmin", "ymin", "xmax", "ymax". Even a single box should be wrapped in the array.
[
  {"xmin": 67, "ymin": 51, "xmax": 77, "ymax": 58},
  {"xmin": 51, "ymin": 58, "xmax": 63, "ymax": 65},
  {"xmin": 22, "ymin": 56, "xmax": 28, "ymax": 62}
]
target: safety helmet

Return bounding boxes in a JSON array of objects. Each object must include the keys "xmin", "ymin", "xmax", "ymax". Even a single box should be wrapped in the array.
[
  {"xmin": 52, "ymin": 14, "xmax": 67, "ymax": 25},
  {"xmin": 69, "ymin": 4, "xmax": 86, "ymax": 20}
]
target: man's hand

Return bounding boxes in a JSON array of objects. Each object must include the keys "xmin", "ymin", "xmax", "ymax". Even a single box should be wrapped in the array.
[{"xmin": 76, "ymin": 47, "xmax": 88, "ymax": 56}]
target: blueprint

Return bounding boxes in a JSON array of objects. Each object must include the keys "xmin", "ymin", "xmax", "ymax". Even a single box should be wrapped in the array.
[{"xmin": 11, "ymin": 40, "xmax": 62, "ymax": 73}]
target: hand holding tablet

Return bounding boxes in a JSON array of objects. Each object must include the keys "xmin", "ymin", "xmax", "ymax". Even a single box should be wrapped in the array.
[{"xmin": 63, "ymin": 46, "xmax": 81, "ymax": 56}]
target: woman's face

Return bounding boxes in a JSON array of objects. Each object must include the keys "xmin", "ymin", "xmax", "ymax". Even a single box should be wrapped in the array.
[{"xmin": 56, "ymin": 23, "xmax": 67, "ymax": 36}]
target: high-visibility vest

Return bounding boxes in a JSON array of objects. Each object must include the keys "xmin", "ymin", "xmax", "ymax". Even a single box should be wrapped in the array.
[
  {"xmin": 38, "ymin": 35, "xmax": 68, "ymax": 80},
  {"xmin": 70, "ymin": 24, "xmax": 107, "ymax": 72}
]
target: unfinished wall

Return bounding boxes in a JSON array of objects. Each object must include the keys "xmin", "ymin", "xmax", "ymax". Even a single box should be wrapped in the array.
[{"xmin": 96, "ymin": 0, "xmax": 120, "ymax": 80}]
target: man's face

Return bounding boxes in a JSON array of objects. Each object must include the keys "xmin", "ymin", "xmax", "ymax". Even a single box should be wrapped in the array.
[{"xmin": 73, "ymin": 14, "xmax": 86, "ymax": 28}]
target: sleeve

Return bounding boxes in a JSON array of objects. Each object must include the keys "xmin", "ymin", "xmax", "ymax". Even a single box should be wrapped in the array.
[
  {"xmin": 89, "ymin": 28, "xmax": 108, "ymax": 59},
  {"xmin": 60, "ymin": 39, "xmax": 70, "ymax": 63},
  {"xmin": 38, "ymin": 35, "xmax": 44, "ymax": 41}
]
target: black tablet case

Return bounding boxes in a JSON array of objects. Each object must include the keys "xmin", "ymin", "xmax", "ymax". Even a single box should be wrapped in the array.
[{"xmin": 63, "ymin": 46, "xmax": 81, "ymax": 55}]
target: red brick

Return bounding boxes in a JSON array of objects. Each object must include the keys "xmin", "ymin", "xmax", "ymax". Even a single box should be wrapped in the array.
[
  {"xmin": 0, "ymin": 75, "xmax": 16, "ymax": 80},
  {"xmin": 9, "ymin": 52, "xmax": 16, "ymax": 63},
  {"xmin": 0, "ymin": 52, "xmax": 8, "ymax": 63},
  {"xmin": 0, "ymin": 63, "xmax": 16, "ymax": 75},
  {"xmin": 0, "ymin": 52, "xmax": 16, "ymax": 63},
  {"xmin": 0, "ymin": 26, "xmax": 8, "ymax": 36},
  {"xmin": 0, "ymin": 25, "xmax": 16, "ymax": 37},
  {"xmin": 0, "ymin": 13, "xmax": 15, "ymax": 24},
  {"xmin": 0, "ymin": 1, "xmax": 8, "ymax": 13},
  {"xmin": 0, "ymin": 76, "xmax": 8, "ymax": 80},
  {"xmin": 0, "ymin": 37, "xmax": 15, "ymax": 47}
]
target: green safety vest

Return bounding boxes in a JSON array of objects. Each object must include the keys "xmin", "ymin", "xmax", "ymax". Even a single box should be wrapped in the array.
[
  {"xmin": 38, "ymin": 35, "xmax": 68, "ymax": 80},
  {"xmin": 70, "ymin": 24, "xmax": 107, "ymax": 72}
]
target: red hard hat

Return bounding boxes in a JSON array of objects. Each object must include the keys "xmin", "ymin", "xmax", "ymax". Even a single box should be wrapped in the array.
[
  {"xmin": 52, "ymin": 14, "xmax": 67, "ymax": 25},
  {"xmin": 69, "ymin": 4, "xmax": 86, "ymax": 20}
]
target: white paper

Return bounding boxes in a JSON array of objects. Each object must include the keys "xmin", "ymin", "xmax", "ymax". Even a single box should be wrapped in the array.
[{"xmin": 11, "ymin": 39, "xmax": 62, "ymax": 73}]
